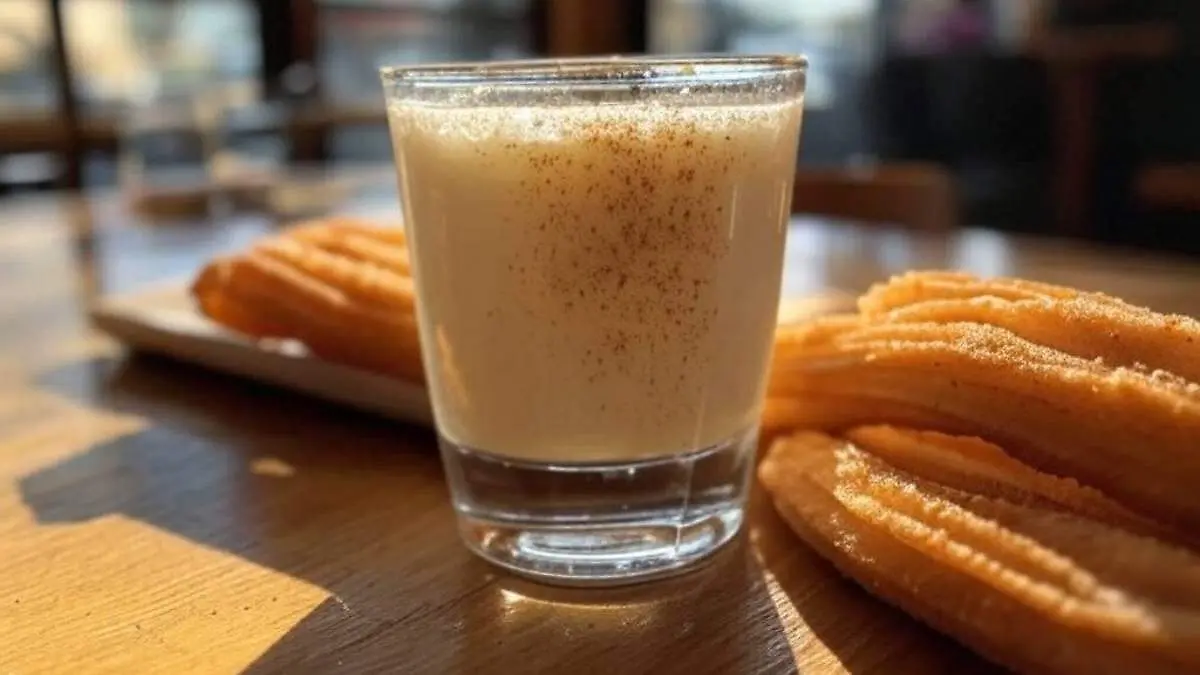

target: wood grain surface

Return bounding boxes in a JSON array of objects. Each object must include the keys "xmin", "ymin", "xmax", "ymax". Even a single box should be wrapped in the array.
[{"xmin": 3, "ymin": 177, "xmax": 1200, "ymax": 674}]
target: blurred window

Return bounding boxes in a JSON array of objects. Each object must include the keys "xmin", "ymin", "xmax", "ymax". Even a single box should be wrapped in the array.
[
  {"xmin": 0, "ymin": 1, "xmax": 55, "ymax": 114},
  {"xmin": 59, "ymin": 1, "xmax": 263, "ymax": 190},
  {"xmin": 648, "ymin": 0, "xmax": 880, "ymax": 164},
  {"xmin": 318, "ymin": 0, "xmax": 535, "ymax": 164},
  {"xmin": 647, "ymin": 0, "xmax": 1042, "ymax": 167},
  {"xmin": 0, "ymin": 1, "xmax": 58, "ymax": 191},
  {"xmin": 318, "ymin": 0, "xmax": 534, "ymax": 106},
  {"xmin": 649, "ymin": 0, "xmax": 879, "ymax": 110},
  {"xmin": 63, "ymin": 0, "xmax": 261, "ymax": 114}
]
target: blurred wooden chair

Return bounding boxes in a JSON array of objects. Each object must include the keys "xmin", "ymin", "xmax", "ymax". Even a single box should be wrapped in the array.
[
  {"xmin": 1135, "ymin": 163, "xmax": 1200, "ymax": 212},
  {"xmin": 791, "ymin": 162, "xmax": 957, "ymax": 231},
  {"xmin": 1035, "ymin": 23, "xmax": 1177, "ymax": 235}
]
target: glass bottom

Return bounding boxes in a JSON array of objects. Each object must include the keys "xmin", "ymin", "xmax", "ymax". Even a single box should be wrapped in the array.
[{"xmin": 439, "ymin": 426, "xmax": 757, "ymax": 587}]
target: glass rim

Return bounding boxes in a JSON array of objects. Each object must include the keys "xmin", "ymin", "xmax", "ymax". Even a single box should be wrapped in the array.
[{"xmin": 379, "ymin": 54, "xmax": 807, "ymax": 85}]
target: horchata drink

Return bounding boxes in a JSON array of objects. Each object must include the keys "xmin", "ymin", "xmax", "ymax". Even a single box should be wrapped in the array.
[{"xmin": 382, "ymin": 56, "xmax": 806, "ymax": 585}]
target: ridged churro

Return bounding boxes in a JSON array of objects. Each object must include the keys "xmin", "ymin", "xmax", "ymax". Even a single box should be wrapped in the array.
[
  {"xmin": 288, "ymin": 217, "xmax": 411, "ymax": 275},
  {"xmin": 759, "ymin": 431, "xmax": 1200, "ymax": 675},
  {"xmin": 190, "ymin": 217, "xmax": 423, "ymax": 381},
  {"xmin": 857, "ymin": 270, "xmax": 1200, "ymax": 382},
  {"xmin": 843, "ymin": 426, "xmax": 1184, "ymax": 547},
  {"xmin": 768, "ymin": 272, "xmax": 1200, "ymax": 535}
]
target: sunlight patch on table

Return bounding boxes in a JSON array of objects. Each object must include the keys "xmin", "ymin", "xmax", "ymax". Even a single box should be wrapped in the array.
[
  {"xmin": 0, "ymin": 516, "xmax": 329, "ymax": 673},
  {"xmin": 757, "ymin": 565, "xmax": 852, "ymax": 674},
  {"xmin": 0, "ymin": 389, "xmax": 144, "ymax": 478}
]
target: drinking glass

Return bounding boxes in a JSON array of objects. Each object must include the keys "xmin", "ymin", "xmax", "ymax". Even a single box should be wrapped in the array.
[{"xmin": 381, "ymin": 56, "xmax": 806, "ymax": 585}]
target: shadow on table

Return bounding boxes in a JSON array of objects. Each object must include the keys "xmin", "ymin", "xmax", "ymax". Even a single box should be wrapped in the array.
[{"xmin": 20, "ymin": 353, "xmax": 986, "ymax": 674}]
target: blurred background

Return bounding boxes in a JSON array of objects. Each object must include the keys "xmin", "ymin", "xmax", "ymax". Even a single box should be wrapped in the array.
[{"xmin": 1, "ymin": 0, "xmax": 1198, "ymax": 253}]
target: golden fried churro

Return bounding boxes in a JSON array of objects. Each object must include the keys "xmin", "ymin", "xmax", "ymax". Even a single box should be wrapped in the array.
[
  {"xmin": 190, "ymin": 218, "xmax": 424, "ymax": 381},
  {"xmin": 288, "ymin": 217, "xmax": 410, "ymax": 274},
  {"xmin": 769, "ymin": 318, "xmax": 1200, "ymax": 533},
  {"xmin": 843, "ymin": 426, "xmax": 1183, "ymax": 546},
  {"xmin": 759, "ymin": 431, "xmax": 1200, "ymax": 675},
  {"xmin": 192, "ymin": 257, "xmax": 287, "ymax": 338},
  {"xmin": 859, "ymin": 270, "xmax": 1081, "ymax": 314},
  {"xmin": 856, "ymin": 271, "xmax": 1200, "ymax": 382},
  {"xmin": 210, "ymin": 251, "xmax": 423, "ymax": 380},
  {"xmin": 255, "ymin": 238, "xmax": 415, "ymax": 313}
]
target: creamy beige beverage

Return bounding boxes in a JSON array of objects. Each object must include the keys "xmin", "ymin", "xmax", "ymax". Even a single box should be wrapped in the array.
[{"xmin": 389, "ymin": 100, "xmax": 803, "ymax": 462}]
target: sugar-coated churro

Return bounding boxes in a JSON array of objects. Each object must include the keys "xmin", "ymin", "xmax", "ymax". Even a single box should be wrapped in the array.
[
  {"xmin": 190, "ymin": 217, "xmax": 424, "ymax": 381},
  {"xmin": 759, "ymin": 430, "xmax": 1200, "ymax": 675},
  {"xmin": 768, "ymin": 271, "xmax": 1200, "ymax": 534}
]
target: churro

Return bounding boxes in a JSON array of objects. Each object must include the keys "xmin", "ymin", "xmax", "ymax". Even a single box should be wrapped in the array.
[
  {"xmin": 844, "ymin": 426, "xmax": 1184, "ymax": 546},
  {"xmin": 288, "ymin": 217, "xmax": 411, "ymax": 275},
  {"xmin": 759, "ymin": 431, "xmax": 1200, "ymax": 675},
  {"xmin": 768, "ymin": 271, "xmax": 1200, "ymax": 534},
  {"xmin": 857, "ymin": 270, "xmax": 1200, "ymax": 382},
  {"xmin": 190, "ymin": 218, "xmax": 423, "ymax": 381}
]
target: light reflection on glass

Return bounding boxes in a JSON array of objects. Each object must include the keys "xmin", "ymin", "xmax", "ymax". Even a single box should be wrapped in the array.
[{"xmin": 489, "ymin": 559, "xmax": 732, "ymax": 633}]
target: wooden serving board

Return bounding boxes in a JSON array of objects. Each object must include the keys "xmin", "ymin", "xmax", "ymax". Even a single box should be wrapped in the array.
[{"xmin": 89, "ymin": 283, "xmax": 852, "ymax": 428}]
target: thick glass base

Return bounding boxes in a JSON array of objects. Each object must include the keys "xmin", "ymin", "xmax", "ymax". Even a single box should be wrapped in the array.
[{"xmin": 439, "ymin": 427, "xmax": 757, "ymax": 587}]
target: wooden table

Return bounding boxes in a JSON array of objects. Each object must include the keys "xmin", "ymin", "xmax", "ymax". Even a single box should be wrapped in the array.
[{"xmin": 3, "ymin": 180, "xmax": 1200, "ymax": 674}]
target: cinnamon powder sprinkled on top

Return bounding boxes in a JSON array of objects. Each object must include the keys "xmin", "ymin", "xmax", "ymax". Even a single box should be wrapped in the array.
[{"xmin": 389, "ymin": 100, "xmax": 803, "ymax": 461}]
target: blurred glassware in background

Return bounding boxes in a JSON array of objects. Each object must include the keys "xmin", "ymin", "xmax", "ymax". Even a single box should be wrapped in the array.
[
  {"xmin": 71, "ymin": 0, "xmax": 260, "ymax": 115},
  {"xmin": 216, "ymin": 89, "xmax": 357, "ymax": 221},
  {"xmin": 118, "ymin": 92, "xmax": 215, "ymax": 218},
  {"xmin": 120, "ymin": 80, "xmax": 353, "ymax": 221},
  {"xmin": 76, "ymin": 0, "xmax": 262, "ymax": 194},
  {"xmin": 115, "ymin": 0, "xmax": 226, "ymax": 218},
  {"xmin": 213, "ymin": 93, "xmax": 291, "ymax": 209},
  {"xmin": 105, "ymin": 0, "xmax": 325, "ymax": 220}
]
